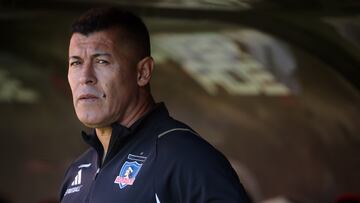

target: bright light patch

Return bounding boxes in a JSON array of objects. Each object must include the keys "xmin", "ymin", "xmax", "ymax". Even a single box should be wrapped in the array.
[{"xmin": 153, "ymin": 32, "xmax": 291, "ymax": 96}]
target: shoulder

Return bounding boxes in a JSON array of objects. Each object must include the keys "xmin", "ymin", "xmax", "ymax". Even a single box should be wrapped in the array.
[
  {"xmin": 154, "ymin": 123, "xmax": 251, "ymax": 202},
  {"xmin": 154, "ymin": 116, "xmax": 223, "ymax": 162},
  {"xmin": 156, "ymin": 125, "xmax": 231, "ymax": 171},
  {"xmin": 153, "ymin": 117, "xmax": 235, "ymax": 178}
]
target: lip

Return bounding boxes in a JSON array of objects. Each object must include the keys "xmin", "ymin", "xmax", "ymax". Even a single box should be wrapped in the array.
[{"xmin": 78, "ymin": 94, "xmax": 99, "ymax": 101}]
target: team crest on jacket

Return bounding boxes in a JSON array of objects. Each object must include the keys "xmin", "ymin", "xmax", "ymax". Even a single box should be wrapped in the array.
[{"xmin": 114, "ymin": 161, "xmax": 143, "ymax": 189}]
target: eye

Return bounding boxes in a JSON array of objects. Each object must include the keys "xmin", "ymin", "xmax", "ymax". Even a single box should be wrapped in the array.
[
  {"xmin": 69, "ymin": 60, "xmax": 81, "ymax": 66},
  {"xmin": 97, "ymin": 59, "xmax": 109, "ymax": 64}
]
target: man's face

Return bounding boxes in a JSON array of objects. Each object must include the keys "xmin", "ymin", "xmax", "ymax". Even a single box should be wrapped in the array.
[{"xmin": 68, "ymin": 28, "xmax": 138, "ymax": 128}]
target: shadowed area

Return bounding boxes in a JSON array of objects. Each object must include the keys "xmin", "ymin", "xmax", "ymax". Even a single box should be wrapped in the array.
[{"xmin": 0, "ymin": 1, "xmax": 359, "ymax": 203}]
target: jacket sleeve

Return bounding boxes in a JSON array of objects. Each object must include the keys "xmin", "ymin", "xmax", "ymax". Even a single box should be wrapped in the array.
[{"xmin": 154, "ymin": 130, "xmax": 252, "ymax": 203}]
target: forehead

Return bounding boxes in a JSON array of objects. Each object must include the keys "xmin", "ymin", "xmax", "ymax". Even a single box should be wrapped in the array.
[{"xmin": 69, "ymin": 29, "xmax": 120, "ymax": 54}]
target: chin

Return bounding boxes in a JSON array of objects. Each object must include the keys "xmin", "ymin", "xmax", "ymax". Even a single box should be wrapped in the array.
[
  {"xmin": 81, "ymin": 121, "xmax": 101, "ymax": 128},
  {"xmin": 78, "ymin": 118, "xmax": 100, "ymax": 128},
  {"xmin": 76, "ymin": 112, "xmax": 107, "ymax": 128}
]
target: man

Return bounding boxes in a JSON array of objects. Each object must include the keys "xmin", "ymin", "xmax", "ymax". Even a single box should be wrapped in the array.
[{"xmin": 60, "ymin": 7, "xmax": 251, "ymax": 203}]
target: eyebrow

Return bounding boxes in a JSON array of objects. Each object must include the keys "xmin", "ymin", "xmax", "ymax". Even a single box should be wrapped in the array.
[
  {"xmin": 93, "ymin": 53, "xmax": 112, "ymax": 58},
  {"xmin": 69, "ymin": 53, "xmax": 112, "ymax": 60},
  {"xmin": 69, "ymin": 56, "xmax": 81, "ymax": 60}
]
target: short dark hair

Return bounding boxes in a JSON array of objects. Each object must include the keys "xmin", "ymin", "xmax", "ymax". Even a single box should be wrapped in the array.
[{"xmin": 71, "ymin": 7, "xmax": 151, "ymax": 59}]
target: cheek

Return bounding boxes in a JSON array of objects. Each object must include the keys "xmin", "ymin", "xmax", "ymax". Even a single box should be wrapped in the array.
[
  {"xmin": 105, "ymin": 85, "xmax": 121, "ymax": 107},
  {"xmin": 103, "ymin": 83, "xmax": 129, "ymax": 113},
  {"xmin": 68, "ymin": 71, "xmax": 77, "ymax": 91},
  {"xmin": 102, "ymin": 71, "xmax": 124, "ymax": 96}
]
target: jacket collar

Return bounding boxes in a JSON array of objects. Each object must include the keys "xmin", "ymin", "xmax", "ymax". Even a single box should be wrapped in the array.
[{"xmin": 81, "ymin": 102, "xmax": 169, "ymax": 166}]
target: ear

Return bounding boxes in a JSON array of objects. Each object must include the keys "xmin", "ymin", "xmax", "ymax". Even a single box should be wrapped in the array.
[{"xmin": 136, "ymin": 56, "xmax": 154, "ymax": 87}]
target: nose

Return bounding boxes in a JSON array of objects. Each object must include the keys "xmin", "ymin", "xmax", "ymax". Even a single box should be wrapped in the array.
[{"xmin": 79, "ymin": 62, "xmax": 97, "ymax": 85}]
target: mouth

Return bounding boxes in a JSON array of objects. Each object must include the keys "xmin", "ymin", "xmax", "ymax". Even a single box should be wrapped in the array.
[{"xmin": 78, "ymin": 94, "xmax": 100, "ymax": 101}]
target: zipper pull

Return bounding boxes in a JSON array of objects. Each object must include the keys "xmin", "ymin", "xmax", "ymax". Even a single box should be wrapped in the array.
[{"xmin": 94, "ymin": 168, "xmax": 100, "ymax": 180}]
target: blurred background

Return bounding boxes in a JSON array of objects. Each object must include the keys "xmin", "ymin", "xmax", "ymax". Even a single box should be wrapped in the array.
[{"xmin": 0, "ymin": 0, "xmax": 359, "ymax": 202}]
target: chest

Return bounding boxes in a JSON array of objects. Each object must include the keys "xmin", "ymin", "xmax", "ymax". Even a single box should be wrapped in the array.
[{"xmin": 61, "ymin": 152, "xmax": 154, "ymax": 203}]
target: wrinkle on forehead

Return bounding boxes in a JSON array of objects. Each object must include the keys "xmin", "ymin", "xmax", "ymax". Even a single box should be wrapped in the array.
[
  {"xmin": 69, "ymin": 28, "xmax": 137, "ymax": 63},
  {"xmin": 69, "ymin": 32, "xmax": 117, "ymax": 56}
]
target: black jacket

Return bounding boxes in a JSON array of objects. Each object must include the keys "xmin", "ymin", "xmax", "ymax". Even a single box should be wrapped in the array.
[{"xmin": 60, "ymin": 103, "xmax": 251, "ymax": 203}]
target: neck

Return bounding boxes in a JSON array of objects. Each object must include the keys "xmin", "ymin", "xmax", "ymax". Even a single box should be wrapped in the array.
[
  {"xmin": 120, "ymin": 95, "xmax": 155, "ymax": 128},
  {"xmin": 95, "ymin": 95, "xmax": 155, "ymax": 157},
  {"xmin": 95, "ymin": 126, "xmax": 112, "ymax": 157}
]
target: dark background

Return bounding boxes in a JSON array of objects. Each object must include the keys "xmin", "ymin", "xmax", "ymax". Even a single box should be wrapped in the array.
[{"xmin": 0, "ymin": 1, "xmax": 359, "ymax": 202}]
